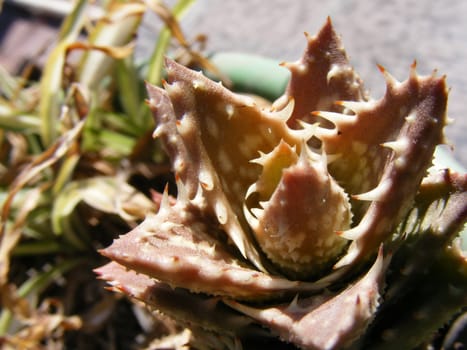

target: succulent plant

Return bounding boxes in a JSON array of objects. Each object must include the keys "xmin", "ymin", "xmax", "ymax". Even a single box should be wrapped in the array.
[{"xmin": 96, "ymin": 18, "xmax": 467, "ymax": 349}]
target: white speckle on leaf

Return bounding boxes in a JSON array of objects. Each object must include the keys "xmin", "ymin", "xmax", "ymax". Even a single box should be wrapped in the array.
[
  {"xmin": 199, "ymin": 168, "xmax": 214, "ymax": 191},
  {"xmin": 225, "ymin": 104, "xmax": 234, "ymax": 118},
  {"xmin": 218, "ymin": 149, "xmax": 233, "ymax": 173},
  {"xmin": 215, "ymin": 201, "xmax": 228, "ymax": 224},
  {"xmin": 206, "ymin": 118, "xmax": 219, "ymax": 138}
]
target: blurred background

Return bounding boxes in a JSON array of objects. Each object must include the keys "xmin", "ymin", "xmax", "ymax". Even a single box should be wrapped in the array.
[{"xmin": 2, "ymin": 0, "xmax": 466, "ymax": 166}]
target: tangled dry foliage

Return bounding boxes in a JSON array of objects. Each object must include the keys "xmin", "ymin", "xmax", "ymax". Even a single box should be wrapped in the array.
[
  {"xmin": 0, "ymin": 0, "xmax": 216, "ymax": 348},
  {"xmin": 0, "ymin": 1, "xmax": 466, "ymax": 349}
]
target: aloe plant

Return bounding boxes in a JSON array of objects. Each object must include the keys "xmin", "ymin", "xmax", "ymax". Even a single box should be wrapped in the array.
[
  {"xmin": 97, "ymin": 18, "xmax": 467, "ymax": 349},
  {"xmin": 1, "ymin": 1, "xmax": 465, "ymax": 348}
]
